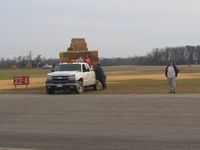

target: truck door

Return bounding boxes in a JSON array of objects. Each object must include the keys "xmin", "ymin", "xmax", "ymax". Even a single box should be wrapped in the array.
[
  {"xmin": 82, "ymin": 64, "xmax": 90, "ymax": 86},
  {"xmin": 86, "ymin": 65, "xmax": 96, "ymax": 85}
]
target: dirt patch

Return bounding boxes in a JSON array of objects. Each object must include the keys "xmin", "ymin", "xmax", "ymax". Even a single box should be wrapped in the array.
[
  {"xmin": 0, "ymin": 77, "xmax": 45, "ymax": 90},
  {"xmin": 107, "ymin": 73, "xmax": 200, "ymax": 81}
]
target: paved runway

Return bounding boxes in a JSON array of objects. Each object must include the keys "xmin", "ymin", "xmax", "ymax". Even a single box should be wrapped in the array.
[{"xmin": 0, "ymin": 94, "xmax": 200, "ymax": 150}]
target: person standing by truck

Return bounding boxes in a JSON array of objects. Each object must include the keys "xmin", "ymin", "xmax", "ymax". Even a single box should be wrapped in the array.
[
  {"xmin": 165, "ymin": 61, "xmax": 179, "ymax": 94},
  {"xmin": 83, "ymin": 54, "xmax": 91, "ymax": 66},
  {"xmin": 94, "ymin": 64, "xmax": 106, "ymax": 89}
]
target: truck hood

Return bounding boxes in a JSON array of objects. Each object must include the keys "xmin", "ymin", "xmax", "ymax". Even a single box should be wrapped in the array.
[{"xmin": 48, "ymin": 71, "xmax": 79, "ymax": 76}]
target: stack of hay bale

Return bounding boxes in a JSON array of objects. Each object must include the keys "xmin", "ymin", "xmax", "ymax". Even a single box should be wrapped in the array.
[
  {"xmin": 69, "ymin": 38, "xmax": 88, "ymax": 51},
  {"xmin": 59, "ymin": 38, "xmax": 99, "ymax": 67}
]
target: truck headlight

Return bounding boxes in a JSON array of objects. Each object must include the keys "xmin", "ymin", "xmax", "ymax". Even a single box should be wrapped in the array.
[
  {"xmin": 47, "ymin": 75, "xmax": 52, "ymax": 81},
  {"xmin": 68, "ymin": 75, "xmax": 75, "ymax": 81}
]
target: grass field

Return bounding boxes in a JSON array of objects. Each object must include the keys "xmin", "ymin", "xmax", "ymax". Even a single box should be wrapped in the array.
[{"xmin": 1, "ymin": 65, "xmax": 200, "ymax": 94}]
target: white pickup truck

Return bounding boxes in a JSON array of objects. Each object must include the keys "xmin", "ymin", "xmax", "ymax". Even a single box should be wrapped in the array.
[{"xmin": 45, "ymin": 63, "xmax": 97, "ymax": 94}]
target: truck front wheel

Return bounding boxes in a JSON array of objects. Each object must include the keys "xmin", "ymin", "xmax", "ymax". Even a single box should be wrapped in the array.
[{"xmin": 76, "ymin": 81, "xmax": 84, "ymax": 94}]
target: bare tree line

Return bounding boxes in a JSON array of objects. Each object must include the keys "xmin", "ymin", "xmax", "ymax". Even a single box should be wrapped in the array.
[
  {"xmin": 1, "ymin": 45, "xmax": 200, "ymax": 68},
  {"xmin": 0, "ymin": 55, "xmax": 59, "ymax": 68},
  {"xmin": 100, "ymin": 45, "xmax": 200, "ymax": 66}
]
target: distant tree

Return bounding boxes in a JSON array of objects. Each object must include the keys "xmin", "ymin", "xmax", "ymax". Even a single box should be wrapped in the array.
[{"xmin": 1, "ymin": 46, "xmax": 200, "ymax": 68}]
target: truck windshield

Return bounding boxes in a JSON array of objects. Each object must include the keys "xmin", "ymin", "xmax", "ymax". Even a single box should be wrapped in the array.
[{"xmin": 56, "ymin": 64, "xmax": 81, "ymax": 72}]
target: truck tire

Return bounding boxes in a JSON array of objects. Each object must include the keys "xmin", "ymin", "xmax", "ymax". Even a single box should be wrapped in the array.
[
  {"xmin": 92, "ymin": 84, "xmax": 97, "ymax": 91},
  {"xmin": 46, "ymin": 88, "xmax": 55, "ymax": 94},
  {"xmin": 92, "ymin": 80, "xmax": 100, "ymax": 91},
  {"xmin": 76, "ymin": 81, "xmax": 84, "ymax": 94}
]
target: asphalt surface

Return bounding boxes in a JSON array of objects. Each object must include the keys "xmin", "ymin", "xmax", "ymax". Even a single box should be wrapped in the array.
[{"xmin": 1, "ymin": 94, "xmax": 200, "ymax": 150}]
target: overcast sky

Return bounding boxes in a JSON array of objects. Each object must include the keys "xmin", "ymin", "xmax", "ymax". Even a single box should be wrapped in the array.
[{"xmin": 1, "ymin": 0, "xmax": 200, "ymax": 58}]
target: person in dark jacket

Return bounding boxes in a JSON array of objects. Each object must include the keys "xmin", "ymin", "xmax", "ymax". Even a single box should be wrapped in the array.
[
  {"xmin": 94, "ymin": 64, "xmax": 106, "ymax": 89},
  {"xmin": 165, "ymin": 61, "xmax": 179, "ymax": 93}
]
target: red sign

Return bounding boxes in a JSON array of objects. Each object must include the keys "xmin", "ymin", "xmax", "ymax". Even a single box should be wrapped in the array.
[{"xmin": 13, "ymin": 76, "xmax": 29, "ymax": 85}]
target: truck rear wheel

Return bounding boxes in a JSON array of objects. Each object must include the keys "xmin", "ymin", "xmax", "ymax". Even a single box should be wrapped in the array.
[
  {"xmin": 93, "ymin": 84, "xmax": 97, "ymax": 91},
  {"xmin": 76, "ymin": 81, "xmax": 84, "ymax": 94},
  {"xmin": 92, "ymin": 80, "xmax": 101, "ymax": 91}
]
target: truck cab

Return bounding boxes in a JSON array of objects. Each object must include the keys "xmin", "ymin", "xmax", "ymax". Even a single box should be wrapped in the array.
[{"xmin": 45, "ymin": 63, "xmax": 97, "ymax": 94}]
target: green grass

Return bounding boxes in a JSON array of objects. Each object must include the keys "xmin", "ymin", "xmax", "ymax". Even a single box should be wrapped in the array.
[
  {"xmin": 178, "ymin": 65, "xmax": 200, "ymax": 73},
  {"xmin": 103, "ymin": 65, "xmax": 164, "ymax": 74},
  {"xmin": 0, "ymin": 68, "xmax": 50, "ymax": 80},
  {"xmin": 104, "ymin": 65, "xmax": 200, "ymax": 75},
  {"xmin": 1, "ymin": 65, "xmax": 200, "ymax": 94},
  {"xmin": 1, "ymin": 65, "xmax": 200, "ymax": 80}
]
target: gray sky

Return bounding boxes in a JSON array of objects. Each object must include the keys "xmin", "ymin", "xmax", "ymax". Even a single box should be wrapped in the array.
[{"xmin": 1, "ymin": 0, "xmax": 200, "ymax": 58}]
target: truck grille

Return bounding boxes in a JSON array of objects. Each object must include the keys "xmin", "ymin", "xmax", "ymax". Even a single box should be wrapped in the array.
[{"xmin": 52, "ymin": 76, "xmax": 69, "ymax": 81}]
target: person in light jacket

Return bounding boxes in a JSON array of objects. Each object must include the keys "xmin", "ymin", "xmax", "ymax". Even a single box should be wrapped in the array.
[{"xmin": 165, "ymin": 61, "xmax": 179, "ymax": 94}]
